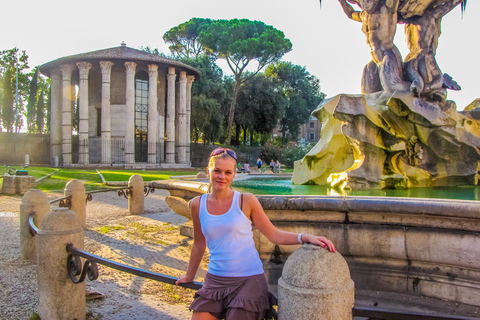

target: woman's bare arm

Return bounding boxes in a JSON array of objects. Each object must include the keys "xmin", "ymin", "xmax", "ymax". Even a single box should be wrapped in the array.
[{"xmin": 176, "ymin": 197, "xmax": 207, "ymax": 284}]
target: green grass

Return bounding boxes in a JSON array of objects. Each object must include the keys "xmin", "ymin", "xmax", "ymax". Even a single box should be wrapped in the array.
[
  {"xmin": 1, "ymin": 166, "xmax": 199, "ymax": 192},
  {"xmin": 99, "ymin": 169, "xmax": 196, "ymax": 182}
]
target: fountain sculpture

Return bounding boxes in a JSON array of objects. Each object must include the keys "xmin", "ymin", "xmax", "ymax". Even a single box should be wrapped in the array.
[{"xmin": 292, "ymin": 0, "xmax": 477, "ymax": 189}]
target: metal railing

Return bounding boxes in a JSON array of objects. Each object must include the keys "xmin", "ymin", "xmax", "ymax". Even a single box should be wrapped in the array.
[
  {"xmin": 48, "ymin": 186, "xmax": 134, "ymax": 210},
  {"xmin": 66, "ymin": 244, "xmax": 202, "ymax": 290}
]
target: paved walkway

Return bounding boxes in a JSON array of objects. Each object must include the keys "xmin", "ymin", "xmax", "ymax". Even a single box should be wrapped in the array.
[{"xmin": 0, "ymin": 190, "xmax": 206, "ymax": 320}]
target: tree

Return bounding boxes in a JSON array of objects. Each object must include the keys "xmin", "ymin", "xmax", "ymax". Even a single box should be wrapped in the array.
[
  {"xmin": 26, "ymin": 68, "xmax": 38, "ymax": 133},
  {"xmin": 235, "ymin": 73, "xmax": 287, "ymax": 145},
  {"xmin": 1, "ymin": 69, "xmax": 14, "ymax": 132},
  {"xmin": 36, "ymin": 89, "xmax": 45, "ymax": 133},
  {"xmin": 0, "ymin": 48, "xmax": 29, "ymax": 132},
  {"xmin": 198, "ymin": 19, "xmax": 292, "ymax": 144},
  {"xmin": 180, "ymin": 55, "xmax": 231, "ymax": 144},
  {"xmin": 163, "ymin": 18, "xmax": 212, "ymax": 59},
  {"xmin": 266, "ymin": 62, "xmax": 325, "ymax": 140}
]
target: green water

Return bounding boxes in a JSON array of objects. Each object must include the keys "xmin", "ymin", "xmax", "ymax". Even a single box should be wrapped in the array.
[{"xmin": 231, "ymin": 178, "xmax": 480, "ymax": 201}]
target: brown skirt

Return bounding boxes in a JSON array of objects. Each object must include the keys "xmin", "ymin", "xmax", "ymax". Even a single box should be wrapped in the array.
[{"xmin": 190, "ymin": 273, "xmax": 277, "ymax": 320}]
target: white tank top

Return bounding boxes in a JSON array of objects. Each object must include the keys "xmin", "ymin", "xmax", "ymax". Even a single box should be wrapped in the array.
[{"xmin": 199, "ymin": 191, "xmax": 264, "ymax": 277}]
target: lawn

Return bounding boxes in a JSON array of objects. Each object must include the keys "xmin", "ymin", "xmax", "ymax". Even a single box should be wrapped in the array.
[{"xmin": 0, "ymin": 166, "xmax": 198, "ymax": 192}]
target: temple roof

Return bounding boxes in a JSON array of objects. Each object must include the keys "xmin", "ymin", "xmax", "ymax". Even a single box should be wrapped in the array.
[{"xmin": 39, "ymin": 43, "xmax": 200, "ymax": 77}]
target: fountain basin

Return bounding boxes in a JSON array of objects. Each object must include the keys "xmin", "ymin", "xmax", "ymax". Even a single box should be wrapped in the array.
[{"xmin": 148, "ymin": 178, "xmax": 480, "ymax": 307}]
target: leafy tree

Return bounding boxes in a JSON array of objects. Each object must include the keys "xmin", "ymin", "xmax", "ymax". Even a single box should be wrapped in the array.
[
  {"xmin": 198, "ymin": 19, "xmax": 292, "ymax": 144},
  {"xmin": 139, "ymin": 45, "xmax": 166, "ymax": 57},
  {"xmin": 26, "ymin": 69, "xmax": 38, "ymax": 133},
  {"xmin": 1, "ymin": 69, "xmax": 14, "ymax": 132},
  {"xmin": 180, "ymin": 55, "xmax": 231, "ymax": 144},
  {"xmin": 235, "ymin": 73, "xmax": 287, "ymax": 145},
  {"xmin": 266, "ymin": 61, "xmax": 325, "ymax": 141},
  {"xmin": 163, "ymin": 18, "xmax": 212, "ymax": 59},
  {"xmin": 0, "ymin": 48, "xmax": 29, "ymax": 132}
]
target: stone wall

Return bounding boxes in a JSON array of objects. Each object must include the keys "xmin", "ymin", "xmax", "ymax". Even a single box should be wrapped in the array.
[
  {"xmin": 0, "ymin": 133, "xmax": 50, "ymax": 165},
  {"xmin": 257, "ymin": 196, "xmax": 480, "ymax": 307}
]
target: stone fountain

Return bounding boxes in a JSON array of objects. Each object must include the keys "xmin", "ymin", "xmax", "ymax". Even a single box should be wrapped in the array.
[{"xmin": 293, "ymin": 0, "xmax": 478, "ymax": 190}]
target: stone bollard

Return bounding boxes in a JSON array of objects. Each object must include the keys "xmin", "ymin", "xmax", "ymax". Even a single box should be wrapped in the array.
[
  {"xmin": 64, "ymin": 179, "xmax": 86, "ymax": 229},
  {"xmin": 37, "ymin": 207, "xmax": 85, "ymax": 320},
  {"xmin": 20, "ymin": 189, "xmax": 50, "ymax": 261},
  {"xmin": 278, "ymin": 244, "xmax": 354, "ymax": 320},
  {"xmin": 128, "ymin": 174, "xmax": 144, "ymax": 214}
]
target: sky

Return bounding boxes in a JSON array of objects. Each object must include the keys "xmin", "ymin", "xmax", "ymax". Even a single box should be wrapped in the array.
[{"xmin": 1, "ymin": 0, "xmax": 478, "ymax": 110}]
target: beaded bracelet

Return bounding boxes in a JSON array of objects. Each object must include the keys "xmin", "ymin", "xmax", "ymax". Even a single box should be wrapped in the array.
[{"xmin": 298, "ymin": 233, "xmax": 305, "ymax": 244}]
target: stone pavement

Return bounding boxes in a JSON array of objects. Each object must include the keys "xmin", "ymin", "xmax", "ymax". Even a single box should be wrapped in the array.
[{"xmin": 0, "ymin": 190, "xmax": 207, "ymax": 320}]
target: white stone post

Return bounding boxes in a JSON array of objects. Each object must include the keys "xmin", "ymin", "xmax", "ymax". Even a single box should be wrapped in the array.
[
  {"xmin": 278, "ymin": 244, "xmax": 354, "ymax": 320},
  {"xmin": 20, "ymin": 189, "xmax": 50, "ymax": 261},
  {"xmin": 177, "ymin": 71, "xmax": 187, "ymax": 164},
  {"xmin": 76, "ymin": 62, "xmax": 92, "ymax": 166},
  {"xmin": 148, "ymin": 64, "xmax": 158, "ymax": 164},
  {"xmin": 125, "ymin": 62, "xmax": 137, "ymax": 165},
  {"xmin": 100, "ymin": 61, "xmax": 114, "ymax": 165},
  {"xmin": 50, "ymin": 69, "xmax": 62, "ymax": 164},
  {"xmin": 37, "ymin": 208, "xmax": 85, "ymax": 320},
  {"xmin": 128, "ymin": 175, "xmax": 144, "ymax": 214},
  {"xmin": 64, "ymin": 179, "xmax": 87, "ymax": 229},
  {"xmin": 166, "ymin": 67, "xmax": 176, "ymax": 164},
  {"xmin": 186, "ymin": 75, "xmax": 195, "ymax": 166},
  {"xmin": 61, "ymin": 64, "xmax": 75, "ymax": 166}
]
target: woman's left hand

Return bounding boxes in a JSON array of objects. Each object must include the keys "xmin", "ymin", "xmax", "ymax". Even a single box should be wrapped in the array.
[{"xmin": 304, "ymin": 234, "xmax": 336, "ymax": 252}]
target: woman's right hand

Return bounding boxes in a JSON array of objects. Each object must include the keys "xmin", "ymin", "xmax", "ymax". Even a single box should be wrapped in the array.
[{"xmin": 175, "ymin": 274, "xmax": 194, "ymax": 286}]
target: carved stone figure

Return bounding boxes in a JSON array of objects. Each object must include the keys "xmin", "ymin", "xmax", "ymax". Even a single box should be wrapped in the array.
[
  {"xmin": 399, "ymin": 0, "xmax": 464, "ymax": 101},
  {"xmin": 338, "ymin": 0, "xmax": 411, "ymax": 94}
]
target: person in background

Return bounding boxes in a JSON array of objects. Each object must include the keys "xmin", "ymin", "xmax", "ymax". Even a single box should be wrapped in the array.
[
  {"xmin": 269, "ymin": 159, "xmax": 275, "ymax": 172},
  {"xmin": 276, "ymin": 160, "xmax": 281, "ymax": 173},
  {"xmin": 257, "ymin": 157, "xmax": 262, "ymax": 173},
  {"xmin": 244, "ymin": 161, "xmax": 251, "ymax": 173},
  {"xmin": 176, "ymin": 147, "xmax": 335, "ymax": 320},
  {"xmin": 237, "ymin": 161, "xmax": 243, "ymax": 173}
]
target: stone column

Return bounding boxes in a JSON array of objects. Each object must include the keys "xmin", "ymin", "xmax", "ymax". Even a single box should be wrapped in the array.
[
  {"xmin": 186, "ymin": 75, "xmax": 195, "ymax": 166},
  {"xmin": 166, "ymin": 67, "xmax": 176, "ymax": 164},
  {"xmin": 278, "ymin": 244, "xmax": 354, "ymax": 320},
  {"xmin": 100, "ymin": 61, "xmax": 114, "ymax": 165},
  {"xmin": 128, "ymin": 174, "xmax": 144, "ymax": 214},
  {"xmin": 20, "ymin": 189, "xmax": 50, "ymax": 261},
  {"xmin": 76, "ymin": 62, "xmax": 92, "ymax": 166},
  {"xmin": 61, "ymin": 64, "xmax": 75, "ymax": 166},
  {"xmin": 64, "ymin": 179, "xmax": 86, "ymax": 229},
  {"xmin": 50, "ymin": 69, "xmax": 62, "ymax": 165},
  {"xmin": 176, "ymin": 71, "xmax": 187, "ymax": 164},
  {"xmin": 125, "ymin": 62, "xmax": 137, "ymax": 165},
  {"xmin": 157, "ymin": 69, "xmax": 166, "ymax": 163},
  {"xmin": 148, "ymin": 64, "xmax": 158, "ymax": 164},
  {"xmin": 37, "ymin": 208, "xmax": 85, "ymax": 320}
]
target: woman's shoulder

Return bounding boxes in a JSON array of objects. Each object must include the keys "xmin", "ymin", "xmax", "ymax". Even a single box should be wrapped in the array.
[
  {"xmin": 240, "ymin": 192, "xmax": 258, "ymax": 203},
  {"xmin": 190, "ymin": 195, "xmax": 202, "ymax": 208}
]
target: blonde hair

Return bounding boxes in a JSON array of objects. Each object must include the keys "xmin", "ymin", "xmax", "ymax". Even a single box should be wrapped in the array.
[{"xmin": 207, "ymin": 152, "xmax": 237, "ymax": 193}]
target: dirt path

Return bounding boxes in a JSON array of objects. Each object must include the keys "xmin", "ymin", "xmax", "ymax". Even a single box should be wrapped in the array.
[{"xmin": 0, "ymin": 189, "xmax": 208, "ymax": 320}]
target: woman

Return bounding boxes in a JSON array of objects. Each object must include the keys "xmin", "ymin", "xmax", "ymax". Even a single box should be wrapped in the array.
[{"xmin": 176, "ymin": 147, "xmax": 335, "ymax": 320}]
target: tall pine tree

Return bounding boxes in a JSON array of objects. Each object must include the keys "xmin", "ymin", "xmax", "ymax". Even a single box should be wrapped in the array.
[{"xmin": 36, "ymin": 89, "xmax": 45, "ymax": 133}]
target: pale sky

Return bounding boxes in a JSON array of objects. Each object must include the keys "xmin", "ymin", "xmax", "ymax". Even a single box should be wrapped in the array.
[{"xmin": 1, "ymin": 0, "xmax": 478, "ymax": 110}]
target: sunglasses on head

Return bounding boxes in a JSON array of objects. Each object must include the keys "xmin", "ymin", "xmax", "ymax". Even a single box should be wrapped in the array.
[{"xmin": 210, "ymin": 148, "xmax": 237, "ymax": 160}]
